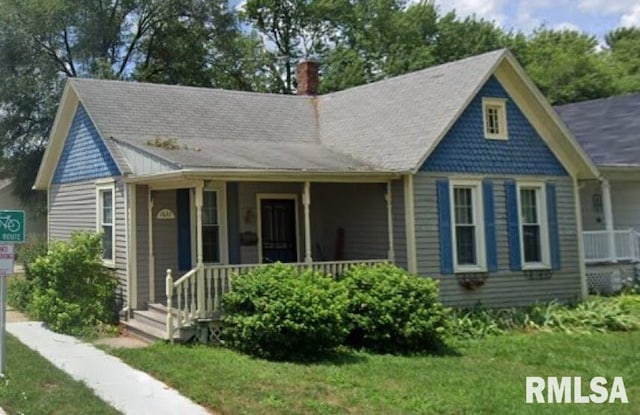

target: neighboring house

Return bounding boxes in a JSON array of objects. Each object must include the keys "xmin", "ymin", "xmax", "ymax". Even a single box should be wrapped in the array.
[
  {"xmin": 34, "ymin": 49, "xmax": 599, "ymax": 340},
  {"xmin": 0, "ymin": 179, "xmax": 46, "ymax": 241},
  {"xmin": 556, "ymin": 94, "xmax": 640, "ymax": 292}
]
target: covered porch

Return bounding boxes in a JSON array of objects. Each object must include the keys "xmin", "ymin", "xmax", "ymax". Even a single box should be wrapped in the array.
[{"xmin": 125, "ymin": 174, "xmax": 402, "ymax": 340}]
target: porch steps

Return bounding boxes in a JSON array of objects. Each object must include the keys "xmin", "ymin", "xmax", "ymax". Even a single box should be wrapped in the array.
[{"xmin": 122, "ymin": 305, "xmax": 194, "ymax": 343}]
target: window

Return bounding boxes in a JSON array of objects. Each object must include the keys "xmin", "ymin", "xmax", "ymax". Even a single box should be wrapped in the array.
[
  {"xmin": 202, "ymin": 190, "xmax": 220, "ymax": 263},
  {"xmin": 96, "ymin": 182, "xmax": 115, "ymax": 266},
  {"xmin": 518, "ymin": 183, "xmax": 549, "ymax": 269},
  {"xmin": 450, "ymin": 181, "xmax": 485, "ymax": 272},
  {"xmin": 482, "ymin": 98, "xmax": 508, "ymax": 140}
]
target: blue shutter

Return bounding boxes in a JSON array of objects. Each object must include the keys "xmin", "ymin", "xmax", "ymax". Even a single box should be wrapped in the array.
[
  {"xmin": 483, "ymin": 180, "xmax": 498, "ymax": 272},
  {"xmin": 505, "ymin": 180, "xmax": 521, "ymax": 271},
  {"xmin": 546, "ymin": 183, "xmax": 561, "ymax": 271},
  {"xmin": 176, "ymin": 188, "xmax": 192, "ymax": 271},
  {"xmin": 227, "ymin": 182, "xmax": 241, "ymax": 265},
  {"xmin": 437, "ymin": 179, "xmax": 453, "ymax": 274}
]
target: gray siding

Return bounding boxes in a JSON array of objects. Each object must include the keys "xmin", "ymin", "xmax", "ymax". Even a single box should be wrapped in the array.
[
  {"xmin": 135, "ymin": 185, "xmax": 150, "ymax": 307},
  {"xmin": 49, "ymin": 179, "xmax": 128, "ymax": 306},
  {"xmin": 312, "ymin": 183, "xmax": 388, "ymax": 261},
  {"xmin": 151, "ymin": 189, "xmax": 178, "ymax": 302},
  {"xmin": 414, "ymin": 173, "xmax": 581, "ymax": 307}
]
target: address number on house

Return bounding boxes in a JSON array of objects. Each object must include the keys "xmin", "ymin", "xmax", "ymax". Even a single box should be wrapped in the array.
[{"xmin": 0, "ymin": 210, "xmax": 25, "ymax": 243}]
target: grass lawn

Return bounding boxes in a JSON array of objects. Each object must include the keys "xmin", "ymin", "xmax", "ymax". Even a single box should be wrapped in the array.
[
  {"xmin": 0, "ymin": 334, "xmax": 120, "ymax": 415},
  {"xmin": 110, "ymin": 330, "xmax": 640, "ymax": 414}
]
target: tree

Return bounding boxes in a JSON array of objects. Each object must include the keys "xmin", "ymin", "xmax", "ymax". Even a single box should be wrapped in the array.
[
  {"xmin": 605, "ymin": 27, "xmax": 640, "ymax": 94},
  {"xmin": 523, "ymin": 28, "xmax": 615, "ymax": 105},
  {"xmin": 0, "ymin": 0, "xmax": 166, "ymax": 206},
  {"xmin": 135, "ymin": 0, "xmax": 275, "ymax": 91}
]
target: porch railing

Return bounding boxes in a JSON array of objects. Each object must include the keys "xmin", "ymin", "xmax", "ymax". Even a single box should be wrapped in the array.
[
  {"xmin": 165, "ymin": 259, "xmax": 388, "ymax": 339},
  {"xmin": 583, "ymin": 229, "xmax": 640, "ymax": 264}
]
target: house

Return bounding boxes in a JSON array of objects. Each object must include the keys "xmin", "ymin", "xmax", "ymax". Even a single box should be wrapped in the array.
[
  {"xmin": 556, "ymin": 94, "xmax": 640, "ymax": 292},
  {"xmin": 0, "ymin": 179, "xmax": 47, "ymax": 242},
  {"xmin": 34, "ymin": 49, "xmax": 599, "ymax": 341}
]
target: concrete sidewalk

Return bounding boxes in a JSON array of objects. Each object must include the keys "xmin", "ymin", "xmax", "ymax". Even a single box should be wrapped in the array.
[{"xmin": 7, "ymin": 321, "xmax": 212, "ymax": 415}]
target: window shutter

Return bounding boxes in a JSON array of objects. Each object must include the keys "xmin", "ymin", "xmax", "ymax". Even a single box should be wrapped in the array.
[
  {"xmin": 505, "ymin": 180, "xmax": 521, "ymax": 271},
  {"xmin": 483, "ymin": 180, "xmax": 498, "ymax": 272},
  {"xmin": 546, "ymin": 183, "xmax": 561, "ymax": 271},
  {"xmin": 176, "ymin": 188, "xmax": 192, "ymax": 271},
  {"xmin": 437, "ymin": 179, "xmax": 453, "ymax": 274}
]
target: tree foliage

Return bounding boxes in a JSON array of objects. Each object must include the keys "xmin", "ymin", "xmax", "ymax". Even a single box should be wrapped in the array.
[{"xmin": 1, "ymin": 0, "xmax": 639, "ymax": 206}]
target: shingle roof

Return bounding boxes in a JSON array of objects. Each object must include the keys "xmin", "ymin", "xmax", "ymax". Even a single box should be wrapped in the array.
[
  {"xmin": 69, "ymin": 49, "xmax": 506, "ymax": 173},
  {"xmin": 555, "ymin": 93, "xmax": 640, "ymax": 167}
]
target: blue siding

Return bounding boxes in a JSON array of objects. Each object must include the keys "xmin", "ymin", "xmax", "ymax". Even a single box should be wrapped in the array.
[
  {"xmin": 176, "ymin": 188, "xmax": 192, "ymax": 271},
  {"xmin": 546, "ymin": 183, "xmax": 561, "ymax": 271},
  {"xmin": 505, "ymin": 180, "xmax": 522, "ymax": 271},
  {"xmin": 436, "ymin": 179, "xmax": 453, "ymax": 274},
  {"xmin": 422, "ymin": 76, "xmax": 567, "ymax": 176},
  {"xmin": 483, "ymin": 180, "xmax": 498, "ymax": 273},
  {"xmin": 52, "ymin": 105, "xmax": 120, "ymax": 184}
]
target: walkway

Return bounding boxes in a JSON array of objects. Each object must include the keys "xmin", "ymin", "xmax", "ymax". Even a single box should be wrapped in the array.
[{"xmin": 7, "ymin": 321, "xmax": 212, "ymax": 415}]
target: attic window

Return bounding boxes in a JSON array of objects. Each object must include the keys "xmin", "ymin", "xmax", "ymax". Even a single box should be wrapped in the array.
[{"xmin": 482, "ymin": 98, "xmax": 508, "ymax": 140}]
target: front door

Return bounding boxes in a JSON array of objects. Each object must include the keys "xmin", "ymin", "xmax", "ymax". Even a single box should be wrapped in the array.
[{"xmin": 260, "ymin": 199, "xmax": 297, "ymax": 263}]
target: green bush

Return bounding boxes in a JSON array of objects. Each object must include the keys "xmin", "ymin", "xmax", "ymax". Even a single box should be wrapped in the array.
[
  {"xmin": 7, "ymin": 274, "xmax": 33, "ymax": 312},
  {"xmin": 28, "ymin": 232, "xmax": 119, "ymax": 336},
  {"xmin": 16, "ymin": 238, "xmax": 48, "ymax": 279},
  {"xmin": 339, "ymin": 263, "xmax": 449, "ymax": 353},
  {"xmin": 222, "ymin": 263, "xmax": 349, "ymax": 360}
]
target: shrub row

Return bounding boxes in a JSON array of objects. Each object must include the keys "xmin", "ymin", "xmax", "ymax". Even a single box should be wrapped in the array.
[
  {"xmin": 222, "ymin": 263, "xmax": 449, "ymax": 360},
  {"xmin": 447, "ymin": 295, "xmax": 640, "ymax": 340}
]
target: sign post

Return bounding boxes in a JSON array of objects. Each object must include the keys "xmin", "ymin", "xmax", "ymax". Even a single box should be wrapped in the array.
[{"xmin": 0, "ymin": 209, "xmax": 25, "ymax": 376}]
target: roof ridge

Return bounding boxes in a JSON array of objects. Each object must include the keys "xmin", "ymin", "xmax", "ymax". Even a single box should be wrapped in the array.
[
  {"xmin": 321, "ymin": 48, "xmax": 506, "ymax": 100},
  {"xmin": 555, "ymin": 92, "xmax": 640, "ymax": 109},
  {"xmin": 70, "ymin": 77, "xmax": 311, "ymax": 100}
]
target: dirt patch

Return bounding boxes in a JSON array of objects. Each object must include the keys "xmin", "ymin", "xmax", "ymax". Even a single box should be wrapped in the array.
[
  {"xmin": 6, "ymin": 306, "xmax": 30, "ymax": 323},
  {"xmin": 93, "ymin": 333, "xmax": 149, "ymax": 349}
]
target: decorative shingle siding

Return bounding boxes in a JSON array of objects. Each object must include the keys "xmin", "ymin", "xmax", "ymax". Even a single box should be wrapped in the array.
[
  {"xmin": 52, "ymin": 104, "xmax": 120, "ymax": 184},
  {"xmin": 422, "ymin": 76, "xmax": 568, "ymax": 176}
]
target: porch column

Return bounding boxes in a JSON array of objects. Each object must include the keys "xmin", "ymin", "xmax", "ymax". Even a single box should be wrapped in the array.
[
  {"xmin": 386, "ymin": 181, "xmax": 395, "ymax": 263},
  {"xmin": 601, "ymin": 179, "xmax": 616, "ymax": 263},
  {"xmin": 195, "ymin": 182, "xmax": 205, "ymax": 317},
  {"xmin": 127, "ymin": 183, "xmax": 138, "ymax": 311},
  {"xmin": 148, "ymin": 189, "xmax": 155, "ymax": 303},
  {"xmin": 303, "ymin": 181, "xmax": 312, "ymax": 263}
]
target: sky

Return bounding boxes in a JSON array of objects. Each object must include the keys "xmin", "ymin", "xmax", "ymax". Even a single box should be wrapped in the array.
[{"xmin": 430, "ymin": 0, "xmax": 640, "ymax": 39}]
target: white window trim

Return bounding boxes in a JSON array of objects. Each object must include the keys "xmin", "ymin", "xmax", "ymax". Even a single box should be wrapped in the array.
[
  {"xmin": 96, "ymin": 180, "xmax": 116, "ymax": 268},
  {"xmin": 449, "ymin": 179, "xmax": 486, "ymax": 273},
  {"xmin": 256, "ymin": 193, "xmax": 301, "ymax": 264},
  {"xmin": 517, "ymin": 182, "xmax": 550, "ymax": 270},
  {"xmin": 482, "ymin": 97, "xmax": 508, "ymax": 140}
]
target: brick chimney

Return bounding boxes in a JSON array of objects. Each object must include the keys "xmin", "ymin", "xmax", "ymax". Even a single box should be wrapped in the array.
[{"xmin": 296, "ymin": 60, "xmax": 320, "ymax": 95}]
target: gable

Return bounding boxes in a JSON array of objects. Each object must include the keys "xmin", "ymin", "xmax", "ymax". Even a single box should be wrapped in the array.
[
  {"xmin": 52, "ymin": 104, "xmax": 120, "ymax": 184},
  {"xmin": 421, "ymin": 76, "xmax": 568, "ymax": 176}
]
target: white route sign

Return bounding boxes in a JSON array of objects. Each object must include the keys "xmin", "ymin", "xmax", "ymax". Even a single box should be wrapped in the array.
[{"xmin": 0, "ymin": 244, "xmax": 14, "ymax": 277}]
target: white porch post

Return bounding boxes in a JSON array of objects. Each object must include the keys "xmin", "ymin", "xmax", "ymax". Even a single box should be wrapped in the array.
[
  {"xmin": 386, "ymin": 181, "xmax": 395, "ymax": 263},
  {"xmin": 601, "ymin": 179, "xmax": 617, "ymax": 263},
  {"xmin": 148, "ymin": 189, "xmax": 155, "ymax": 303},
  {"xmin": 195, "ymin": 182, "xmax": 205, "ymax": 317},
  {"xmin": 303, "ymin": 181, "xmax": 312, "ymax": 263},
  {"xmin": 127, "ymin": 183, "xmax": 138, "ymax": 311}
]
